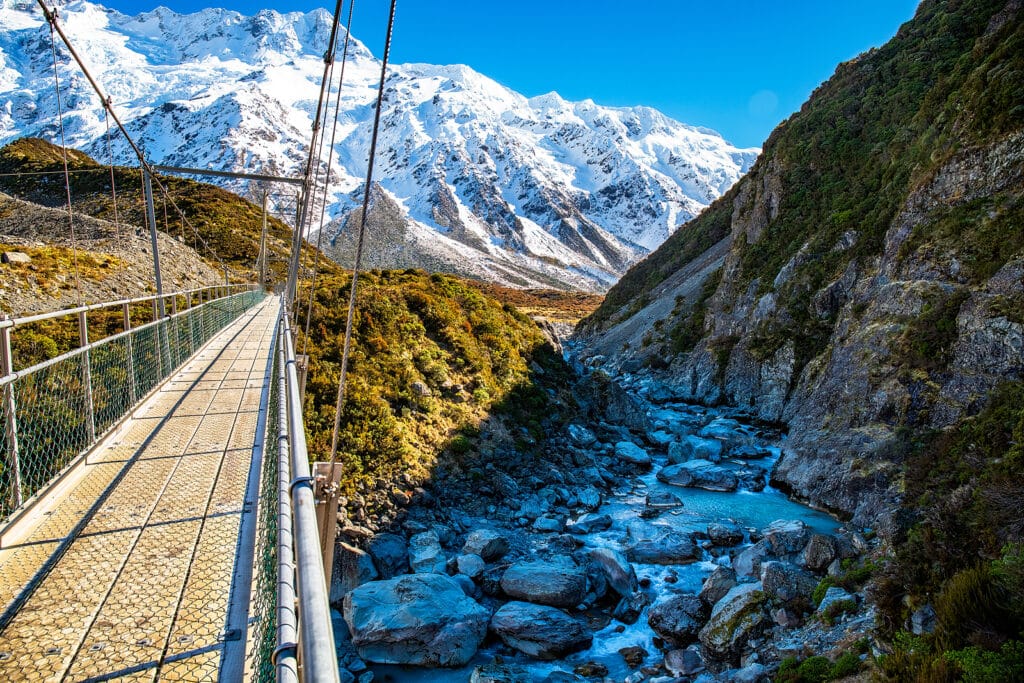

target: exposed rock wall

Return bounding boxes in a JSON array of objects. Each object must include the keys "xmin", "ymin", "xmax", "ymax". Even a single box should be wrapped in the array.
[{"xmin": 579, "ymin": 1, "xmax": 1024, "ymax": 530}]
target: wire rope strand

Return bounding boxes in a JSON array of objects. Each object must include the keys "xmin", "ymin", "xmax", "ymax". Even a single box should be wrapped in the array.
[
  {"xmin": 301, "ymin": 0, "xmax": 357, "ymax": 364},
  {"xmin": 36, "ymin": 1, "xmax": 240, "ymax": 287},
  {"xmin": 47, "ymin": 9, "xmax": 84, "ymax": 307},
  {"xmin": 328, "ymin": 0, "xmax": 397, "ymax": 463},
  {"xmin": 103, "ymin": 98, "xmax": 121, "ymax": 240}
]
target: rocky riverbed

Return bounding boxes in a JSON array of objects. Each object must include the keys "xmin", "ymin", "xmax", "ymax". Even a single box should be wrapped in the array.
[{"xmin": 328, "ymin": 363, "xmax": 880, "ymax": 682}]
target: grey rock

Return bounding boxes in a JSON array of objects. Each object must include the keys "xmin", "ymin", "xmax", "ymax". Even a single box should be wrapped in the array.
[
  {"xmin": 732, "ymin": 540, "xmax": 770, "ymax": 579},
  {"xmin": 367, "ymin": 533, "xmax": 408, "ymax": 579},
  {"xmin": 566, "ymin": 513, "xmax": 613, "ymax": 535},
  {"xmin": 457, "ymin": 553, "xmax": 486, "ymax": 579},
  {"xmin": 463, "ymin": 529, "xmax": 510, "ymax": 562},
  {"xmin": 471, "ymin": 664, "xmax": 531, "ymax": 683},
  {"xmin": 589, "ymin": 547, "xmax": 638, "ymax": 597},
  {"xmin": 577, "ymin": 487, "xmax": 602, "ymax": 510},
  {"xmin": 759, "ymin": 561, "xmax": 817, "ymax": 605},
  {"xmin": 615, "ymin": 441, "xmax": 652, "ymax": 466},
  {"xmin": 772, "ymin": 606, "xmax": 802, "ymax": 629},
  {"xmin": 698, "ymin": 582, "xmax": 768, "ymax": 662},
  {"xmin": 626, "ymin": 526, "xmax": 699, "ymax": 565},
  {"xmin": 568, "ymin": 424, "xmax": 597, "ymax": 446},
  {"xmin": 699, "ymin": 566, "xmax": 737, "ymax": 608},
  {"xmin": 761, "ymin": 520, "xmax": 810, "ymax": 556},
  {"xmin": 647, "ymin": 593, "xmax": 705, "ymax": 646},
  {"xmin": 343, "ymin": 573, "xmax": 488, "ymax": 666},
  {"xmin": 664, "ymin": 648, "xmax": 705, "ymax": 676},
  {"xmin": 646, "ymin": 491, "xmax": 684, "ymax": 510},
  {"xmin": 331, "ymin": 541, "xmax": 379, "ymax": 605},
  {"xmin": 707, "ymin": 519, "xmax": 744, "ymax": 546},
  {"xmin": 612, "ymin": 590, "xmax": 650, "ymax": 625},
  {"xmin": 490, "ymin": 601, "xmax": 593, "ymax": 660},
  {"xmin": 800, "ymin": 534, "xmax": 837, "ymax": 572},
  {"xmin": 729, "ymin": 444, "xmax": 774, "ymax": 460},
  {"xmin": 500, "ymin": 559, "xmax": 589, "ymax": 607},
  {"xmin": 733, "ymin": 663, "xmax": 768, "ymax": 683},
  {"xmin": 408, "ymin": 530, "xmax": 446, "ymax": 574},
  {"xmin": 534, "ymin": 515, "xmax": 567, "ymax": 533},
  {"xmin": 411, "ymin": 381, "xmax": 432, "ymax": 397},
  {"xmin": 817, "ymin": 586, "xmax": 856, "ymax": 614},
  {"xmin": 668, "ymin": 435, "xmax": 724, "ymax": 463},
  {"xmin": 911, "ymin": 604, "xmax": 936, "ymax": 635},
  {"xmin": 1, "ymin": 251, "xmax": 30, "ymax": 264},
  {"xmin": 658, "ymin": 460, "xmax": 738, "ymax": 492}
]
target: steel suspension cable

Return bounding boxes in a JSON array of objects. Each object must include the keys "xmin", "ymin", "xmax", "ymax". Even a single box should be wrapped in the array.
[
  {"xmin": 37, "ymin": 1, "xmax": 239, "ymax": 286},
  {"xmin": 46, "ymin": 10, "xmax": 84, "ymax": 306},
  {"xmin": 286, "ymin": 0, "xmax": 347, "ymax": 308},
  {"xmin": 301, "ymin": 0, "xmax": 357, "ymax": 365},
  {"xmin": 103, "ymin": 98, "xmax": 122, "ymax": 240},
  {"xmin": 328, "ymin": 0, "xmax": 398, "ymax": 464}
]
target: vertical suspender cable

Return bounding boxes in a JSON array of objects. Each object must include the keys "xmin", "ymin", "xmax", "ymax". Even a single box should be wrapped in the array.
[
  {"xmin": 286, "ymin": 0, "xmax": 347, "ymax": 309},
  {"xmin": 301, "ymin": 0, "xmax": 357, "ymax": 367},
  {"xmin": 328, "ymin": 0, "xmax": 398, "ymax": 463},
  {"xmin": 46, "ymin": 9, "xmax": 84, "ymax": 306},
  {"xmin": 103, "ymin": 98, "xmax": 121, "ymax": 240}
]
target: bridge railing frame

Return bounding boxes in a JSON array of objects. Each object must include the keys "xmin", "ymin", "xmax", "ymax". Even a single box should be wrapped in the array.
[
  {"xmin": 0, "ymin": 284, "xmax": 261, "ymax": 526},
  {"xmin": 248, "ymin": 299, "xmax": 338, "ymax": 683}
]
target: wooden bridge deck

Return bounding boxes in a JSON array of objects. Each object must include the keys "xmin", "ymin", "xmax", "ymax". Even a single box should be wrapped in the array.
[{"xmin": 0, "ymin": 297, "xmax": 278, "ymax": 682}]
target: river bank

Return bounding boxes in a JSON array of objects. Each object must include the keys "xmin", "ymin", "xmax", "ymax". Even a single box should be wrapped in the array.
[{"xmin": 329, "ymin": 358, "xmax": 881, "ymax": 682}]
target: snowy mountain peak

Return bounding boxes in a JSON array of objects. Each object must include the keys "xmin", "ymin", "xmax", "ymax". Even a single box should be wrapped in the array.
[{"xmin": 0, "ymin": 1, "xmax": 759, "ymax": 291}]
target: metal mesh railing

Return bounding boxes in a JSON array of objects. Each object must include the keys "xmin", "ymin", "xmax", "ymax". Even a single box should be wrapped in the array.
[
  {"xmin": 247, "ymin": 338, "xmax": 280, "ymax": 683},
  {"xmin": 0, "ymin": 287, "xmax": 263, "ymax": 521}
]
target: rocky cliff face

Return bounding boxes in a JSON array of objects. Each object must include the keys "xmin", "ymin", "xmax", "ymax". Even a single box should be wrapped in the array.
[{"xmin": 579, "ymin": 0, "xmax": 1024, "ymax": 529}]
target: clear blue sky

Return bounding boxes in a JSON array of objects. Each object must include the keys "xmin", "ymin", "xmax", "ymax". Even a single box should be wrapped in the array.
[{"xmin": 99, "ymin": 1, "xmax": 921, "ymax": 148}]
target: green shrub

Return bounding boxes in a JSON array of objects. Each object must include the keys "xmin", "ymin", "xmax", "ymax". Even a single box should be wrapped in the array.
[
  {"xmin": 822, "ymin": 598, "xmax": 857, "ymax": 626},
  {"xmin": 946, "ymin": 640, "xmax": 1024, "ymax": 683},
  {"xmin": 829, "ymin": 651, "xmax": 863, "ymax": 678}
]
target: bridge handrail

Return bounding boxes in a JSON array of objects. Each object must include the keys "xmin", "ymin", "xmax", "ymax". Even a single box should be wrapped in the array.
[
  {"xmin": 0, "ymin": 285, "xmax": 263, "ymax": 524},
  {"xmin": 0, "ymin": 283, "xmax": 254, "ymax": 330},
  {"xmin": 276, "ymin": 301, "xmax": 339, "ymax": 683}
]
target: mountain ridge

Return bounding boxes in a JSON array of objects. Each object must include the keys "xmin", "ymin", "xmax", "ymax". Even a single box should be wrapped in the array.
[{"xmin": 0, "ymin": 0, "xmax": 758, "ymax": 291}]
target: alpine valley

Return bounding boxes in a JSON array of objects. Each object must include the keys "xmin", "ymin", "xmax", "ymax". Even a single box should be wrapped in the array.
[{"xmin": 0, "ymin": 0, "xmax": 757, "ymax": 291}]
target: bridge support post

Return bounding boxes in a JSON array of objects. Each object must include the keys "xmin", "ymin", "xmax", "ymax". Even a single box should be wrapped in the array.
[
  {"xmin": 0, "ymin": 321, "xmax": 23, "ymax": 511},
  {"xmin": 123, "ymin": 303, "xmax": 137, "ymax": 404},
  {"xmin": 313, "ymin": 462, "xmax": 342, "ymax": 591},
  {"xmin": 78, "ymin": 311, "xmax": 96, "ymax": 444}
]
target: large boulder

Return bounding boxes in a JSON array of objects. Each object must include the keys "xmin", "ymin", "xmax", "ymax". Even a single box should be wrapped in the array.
[
  {"xmin": 800, "ymin": 534, "xmax": 837, "ymax": 572},
  {"xmin": 668, "ymin": 435, "xmax": 724, "ymax": 463},
  {"xmin": 500, "ymin": 560, "xmax": 589, "ymax": 607},
  {"xmin": 698, "ymin": 583, "xmax": 769, "ymax": 662},
  {"xmin": 330, "ymin": 541, "xmax": 379, "ymax": 605},
  {"xmin": 566, "ymin": 513, "xmax": 613, "ymax": 535},
  {"xmin": 647, "ymin": 593, "xmax": 706, "ymax": 646},
  {"xmin": 408, "ymin": 530, "xmax": 446, "ymax": 574},
  {"xmin": 367, "ymin": 533, "xmax": 409, "ymax": 579},
  {"xmin": 490, "ymin": 602, "xmax": 593, "ymax": 659},
  {"xmin": 761, "ymin": 520, "xmax": 810, "ymax": 556},
  {"xmin": 759, "ymin": 561, "xmax": 817, "ymax": 606},
  {"xmin": 626, "ymin": 523, "xmax": 698, "ymax": 565},
  {"xmin": 732, "ymin": 540, "xmax": 770, "ymax": 579},
  {"xmin": 342, "ymin": 573, "xmax": 488, "ymax": 667},
  {"xmin": 698, "ymin": 418, "xmax": 749, "ymax": 448},
  {"xmin": 588, "ymin": 547, "xmax": 638, "ymax": 597},
  {"xmin": 699, "ymin": 566, "xmax": 737, "ymax": 608},
  {"xmin": 615, "ymin": 441, "xmax": 652, "ymax": 466},
  {"xmin": 463, "ymin": 529, "xmax": 510, "ymax": 562},
  {"xmin": 707, "ymin": 519, "xmax": 744, "ymax": 546},
  {"xmin": 657, "ymin": 460, "xmax": 738, "ymax": 492}
]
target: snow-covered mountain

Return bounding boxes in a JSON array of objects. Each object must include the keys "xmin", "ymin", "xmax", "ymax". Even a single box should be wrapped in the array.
[{"xmin": 0, "ymin": 0, "xmax": 759, "ymax": 290}]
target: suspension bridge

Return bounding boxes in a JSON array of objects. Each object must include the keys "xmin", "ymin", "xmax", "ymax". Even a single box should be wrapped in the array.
[{"xmin": 0, "ymin": 0, "xmax": 401, "ymax": 680}]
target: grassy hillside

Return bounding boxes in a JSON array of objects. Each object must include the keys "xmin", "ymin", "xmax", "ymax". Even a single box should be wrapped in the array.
[
  {"xmin": 296, "ymin": 269, "xmax": 571, "ymax": 496},
  {"xmin": 0, "ymin": 137, "xmax": 335, "ymax": 281}
]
